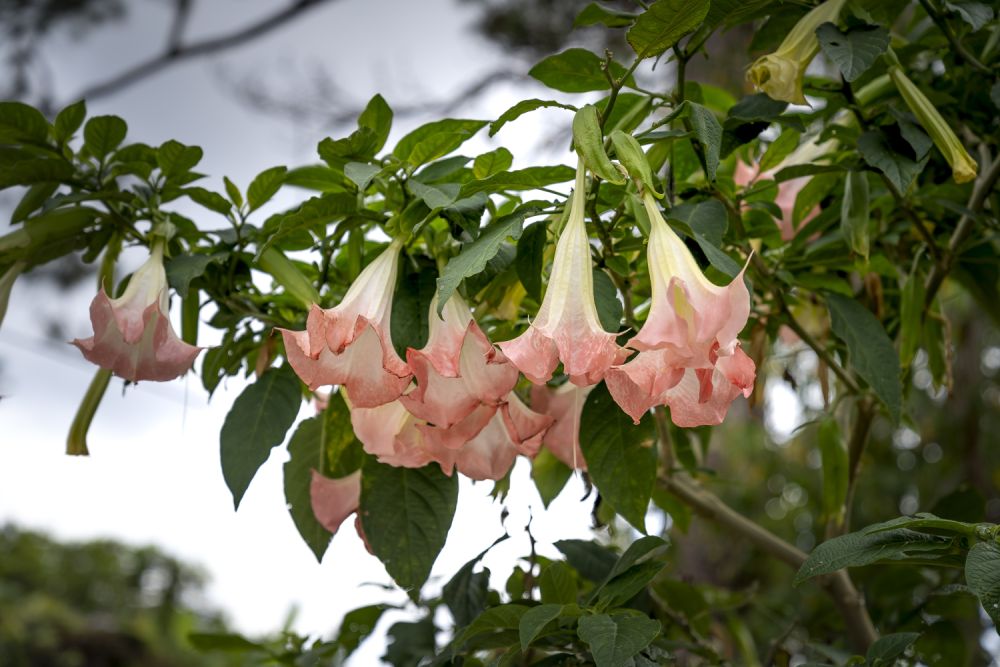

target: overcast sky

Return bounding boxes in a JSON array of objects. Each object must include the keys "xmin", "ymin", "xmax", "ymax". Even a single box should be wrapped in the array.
[{"xmin": 0, "ymin": 0, "xmax": 604, "ymax": 662}]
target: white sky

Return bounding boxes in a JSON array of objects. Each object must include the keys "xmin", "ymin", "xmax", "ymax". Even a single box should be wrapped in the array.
[{"xmin": 0, "ymin": 0, "xmax": 601, "ymax": 662}]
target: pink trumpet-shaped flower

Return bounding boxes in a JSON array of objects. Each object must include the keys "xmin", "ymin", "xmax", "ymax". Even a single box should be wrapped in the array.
[
  {"xmin": 400, "ymin": 294, "xmax": 519, "ymax": 428},
  {"xmin": 309, "ymin": 470, "xmax": 361, "ymax": 536},
  {"xmin": 530, "ymin": 383, "xmax": 592, "ymax": 470},
  {"xmin": 280, "ymin": 240, "xmax": 411, "ymax": 408},
  {"xmin": 499, "ymin": 159, "xmax": 627, "ymax": 386},
  {"xmin": 348, "ymin": 397, "xmax": 442, "ymax": 470},
  {"xmin": 605, "ymin": 192, "xmax": 755, "ymax": 426},
  {"xmin": 73, "ymin": 243, "xmax": 201, "ymax": 382}
]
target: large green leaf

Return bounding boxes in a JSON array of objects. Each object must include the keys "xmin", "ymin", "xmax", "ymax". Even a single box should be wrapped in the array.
[
  {"xmin": 817, "ymin": 417, "xmax": 848, "ymax": 526},
  {"xmin": 436, "ymin": 205, "xmax": 541, "ymax": 314},
  {"xmin": 83, "ymin": 115, "xmax": 127, "ymax": 161},
  {"xmin": 826, "ymin": 292, "xmax": 902, "ymax": 422},
  {"xmin": 460, "ymin": 165, "xmax": 575, "ymax": 197},
  {"xmin": 627, "ymin": 0, "xmax": 710, "ymax": 58},
  {"xmin": 858, "ymin": 129, "xmax": 925, "ymax": 193},
  {"xmin": 577, "ymin": 613, "xmax": 661, "ymax": 667},
  {"xmin": 258, "ymin": 192, "xmax": 357, "ymax": 255},
  {"xmin": 575, "ymin": 2, "xmax": 637, "ymax": 27},
  {"xmin": 519, "ymin": 603, "xmax": 565, "ymax": 650},
  {"xmin": 686, "ymin": 101, "xmax": 721, "ymax": 180},
  {"xmin": 157, "ymin": 140, "xmax": 203, "ymax": 180},
  {"xmin": 442, "ymin": 535, "xmax": 507, "ymax": 628},
  {"xmin": 489, "ymin": 99, "xmax": 576, "ymax": 136},
  {"xmin": 529, "ymin": 48, "xmax": 633, "ymax": 93},
  {"xmin": 53, "ymin": 100, "xmax": 86, "ymax": 144},
  {"xmin": 539, "ymin": 561, "xmax": 578, "ymax": 605},
  {"xmin": 473, "ymin": 147, "xmax": 514, "ymax": 179},
  {"xmin": 555, "ymin": 539, "xmax": 619, "ymax": 582},
  {"xmin": 220, "ymin": 365, "xmax": 302, "ymax": 509},
  {"xmin": 357, "ymin": 93, "xmax": 393, "ymax": 155},
  {"xmin": 0, "ymin": 101, "xmax": 50, "ymax": 143},
  {"xmin": 795, "ymin": 528, "xmax": 957, "ymax": 584},
  {"xmin": 866, "ymin": 632, "xmax": 921, "ymax": 665},
  {"xmin": 579, "ymin": 383, "xmax": 657, "ymax": 532},
  {"xmin": 393, "ymin": 119, "xmax": 487, "ymax": 167},
  {"xmin": 816, "ymin": 23, "xmax": 890, "ymax": 82},
  {"xmin": 592, "ymin": 268, "xmax": 624, "ymax": 332},
  {"xmin": 965, "ymin": 541, "xmax": 1000, "ymax": 626},
  {"xmin": 334, "ymin": 605, "xmax": 386, "ymax": 657},
  {"xmin": 515, "ymin": 220, "xmax": 547, "ymax": 301},
  {"xmin": 360, "ymin": 458, "xmax": 458, "ymax": 597},
  {"xmin": 246, "ymin": 165, "xmax": 287, "ymax": 212},
  {"xmin": 0, "ymin": 158, "xmax": 74, "ymax": 190}
]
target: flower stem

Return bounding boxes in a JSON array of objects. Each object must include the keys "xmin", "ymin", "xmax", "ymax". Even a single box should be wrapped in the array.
[{"xmin": 66, "ymin": 368, "xmax": 112, "ymax": 456}]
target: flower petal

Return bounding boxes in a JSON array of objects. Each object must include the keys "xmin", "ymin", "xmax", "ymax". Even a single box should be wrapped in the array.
[
  {"xmin": 531, "ymin": 383, "xmax": 593, "ymax": 470},
  {"xmin": 309, "ymin": 470, "xmax": 360, "ymax": 535}
]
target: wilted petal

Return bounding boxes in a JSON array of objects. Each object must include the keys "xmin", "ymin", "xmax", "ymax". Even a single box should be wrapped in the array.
[
  {"xmin": 309, "ymin": 470, "xmax": 360, "ymax": 535},
  {"xmin": 530, "ymin": 383, "xmax": 593, "ymax": 470},
  {"xmin": 279, "ymin": 242, "xmax": 411, "ymax": 407},
  {"xmin": 500, "ymin": 159, "xmax": 626, "ymax": 386},
  {"xmin": 401, "ymin": 295, "xmax": 518, "ymax": 427},
  {"xmin": 73, "ymin": 244, "xmax": 201, "ymax": 382}
]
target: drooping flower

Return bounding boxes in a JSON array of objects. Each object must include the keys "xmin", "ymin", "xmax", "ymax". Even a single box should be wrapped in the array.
[
  {"xmin": 748, "ymin": 0, "xmax": 847, "ymax": 104},
  {"xmin": 605, "ymin": 192, "xmax": 756, "ymax": 426},
  {"xmin": 399, "ymin": 294, "xmax": 519, "ymax": 429},
  {"xmin": 888, "ymin": 65, "xmax": 978, "ymax": 184},
  {"xmin": 280, "ymin": 240, "xmax": 411, "ymax": 408},
  {"xmin": 73, "ymin": 242, "xmax": 201, "ymax": 382},
  {"xmin": 348, "ymin": 396, "xmax": 442, "ymax": 470},
  {"xmin": 499, "ymin": 159, "xmax": 626, "ymax": 386},
  {"xmin": 310, "ymin": 470, "xmax": 361, "ymax": 536},
  {"xmin": 530, "ymin": 383, "xmax": 592, "ymax": 470}
]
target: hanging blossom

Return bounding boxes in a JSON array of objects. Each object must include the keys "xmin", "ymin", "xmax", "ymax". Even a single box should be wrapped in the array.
[
  {"xmin": 605, "ymin": 192, "xmax": 756, "ymax": 427},
  {"xmin": 280, "ymin": 239, "xmax": 411, "ymax": 408},
  {"xmin": 531, "ymin": 383, "xmax": 592, "ymax": 471},
  {"xmin": 499, "ymin": 159, "xmax": 627, "ymax": 386},
  {"xmin": 309, "ymin": 470, "xmax": 369, "ymax": 548},
  {"xmin": 73, "ymin": 242, "xmax": 201, "ymax": 382}
]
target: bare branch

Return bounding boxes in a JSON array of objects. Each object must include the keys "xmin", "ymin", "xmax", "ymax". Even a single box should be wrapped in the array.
[
  {"xmin": 67, "ymin": 0, "xmax": 333, "ymax": 104},
  {"xmin": 166, "ymin": 0, "xmax": 193, "ymax": 54}
]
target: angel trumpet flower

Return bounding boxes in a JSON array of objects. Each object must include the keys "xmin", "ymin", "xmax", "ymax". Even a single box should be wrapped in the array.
[
  {"xmin": 499, "ymin": 159, "xmax": 626, "ymax": 386},
  {"xmin": 399, "ymin": 294, "xmax": 519, "ymax": 431},
  {"xmin": 748, "ymin": 0, "xmax": 847, "ymax": 104},
  {"xmin": 605, "ymin": 192, "xmax": 756, "ymax": 427},
  {"xmin": 73, "ymin": 242, "xmax": 201, "ymax": 382},
  {"xmin": 531, "ymin": 383, "xmax": 592, "ymax": 470},
  {"xmin": 280, "ymin": 240, "xmax": 411, "ymax": 408},
  {"xmin": 310, "ymin": 470, "xmax": 361, "ymax": 536}
]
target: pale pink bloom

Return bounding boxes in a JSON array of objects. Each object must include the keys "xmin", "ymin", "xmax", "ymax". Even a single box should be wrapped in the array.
[
  {"xmin": 530, "ymin": 383, "xmax": 592, "ymax": 470},
  {"xmin": 309, "ymin": 470, "xmax": 360, "ymax": 536},
  {"xmin": 280, "ymin": 241, "xmax": 411, "ymax": 408},
  {"xmin": 399, "ymin": 294, "xmax": 518, "ymax": 428},
  {"xmin": 606, "ymin": 192, "xmax": 755, "ymax": 426},
  {"xmin": 733, "ymin": 160, "xmax": 816, "ymax": 241},
  {"xmin": 420, "ymin": 393, "xmax": 552, "ymax": 481},
  {"xmin": 73, "ymin": 243, "xmax": 200, "ymax": 382},
  {"xmin": 348, "ymin": 396, "xmax": 442, "ymax": 470},
  {"xmin": 499, "ymin": 159, "xmax": 627, "ymax": 386}
]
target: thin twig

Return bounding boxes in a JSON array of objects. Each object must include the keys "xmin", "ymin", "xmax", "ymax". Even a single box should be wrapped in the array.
[{"xmin": 917, "ymin": 0, "xmax": 992, "ymax": 74}]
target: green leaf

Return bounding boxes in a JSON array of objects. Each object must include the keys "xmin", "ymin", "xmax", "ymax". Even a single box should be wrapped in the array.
[
  {"xmin": 224, "ymin": 176, "xmax": 243, "ymax": 208},
  {"xmin": 965, "ymin": 542, "xmax": 1000, "ymax": 626},
  {"xmin": 944, "ymin": 1, "xmax": 994, "ymax": 31},
  {"xmin": 793, "ymin": 172, "xmax": 838, "ymax": 226},
  {"xmin": 579, "ymin": 383, "xmax": 656, "ymax": 532},
  {"xmin": 555, "ymin": 539, "xmax": 618, "ymax": 582},
  {"xmin": 627, "ymin": 0, "xmax": 711, "ymax": 58},
  {"xmin": 0, "ymin": 156, "xmax": 74, "ymax": 190},
  {"xmin": 575, "ymin": 2, "xmax": 637, "ymax": 27},
  {"xmin": 451, "ymin": 604, "xmax": 529, "ymax": 653},
  {"xmin": 391, "ymin": 261, "xmax": 436, "ymax": 358},
  {"xmin": 539, "ymin": 561, "xmax": 578, "ymax": 605},
  {"xmin": 519, "ymin": 603, "xmax": 565, "ymax": 650},
  {"xmin": 335, "ymin": 605, "xmax": 386, "ymax": 657},
  {"xmin": 182, "ymin": 186, "xmax": 232, "ymax": 215},
  {"xmin": 473, "ymin": 147, "xmax": 513, "ymax": 179},
  {"xmin": 0, "ymin": 101, "xmax": 50, "ymax": 143},
  {"xmin": 53, "ymin": 100, "xmax": 86, "ymax": 144},
  {"xmin": 593, "ymin": 268, "xmax": 623, "ymax": 332},
  {"xmin": 285, "ymin": 164, "xmax": 351, "ymax": 192},
  {"xmin": 345, "ymin": 162, "xmax": 381, "ymax": 192},
  {"xmin": 357, "ymin": 93, "xmax": 393, "ymax": 154},
  {"xmin": 531, "ymin": 447, "xmax": 572, "ymax": 509},
  {"xmin": 610, "ymin": 130, "xmax": 661, "ymax": 196},
  {"xmin": 577, "ymin": 614, "xmax": 661, "ymax": 667},
  {"xmin": 385, "ymin": 618, "xmax": 437, "ymax": 665},
  {"xmin": 866, "ymin": 632, "xmax": 921, "ymax": 665},
  {"xmin": 393, "ymin": 118, "xmax": 487, "ymax": 167},
  {"xmin": 165, "ymin": 253, "xmax": 222, "ymax": 298},
  {"xmin": 840, "ymin": 170, "xmax": 871, "ymax": 259},
  {"xmin": 490, "ymin": 99, "xmax": 577, "ymax": 136},
  {"xmin": 516, "ymin": 221, "xmax": 547, "ymax": 301},
  {"xmin": 795, "ymin": 529, "xmax": 956, "ymax": 584},
  {"xmin": 826, "ymin": 292, "xmax": 902, "ymax": 422},
  {"xmin": 247, "ymin": 166, "xmax": 287, "ymax": 212},
  {"xmin": 187, "ymin": 632, "xmax": 265, "ymax": 653},
  {"xmin": 83, "ymin": 115, "xmax": 127, "ymax": 160},
  {"xmin": 686, "ymin": 101, "xmax": 722, "ymax": 180},
  {"xmin": 443, "ymin": 562, "xmax": 492, "ymax": 629},
  {"xmin": 283, "ymin": 417, "xmax": 333, "ymax": 562},
  {"xmin": 409, "ymin": 180, "xmax": 460, "ymax": 209},
  {"xmin": 597, "ymin": 561, "xmax": 666, "ymax": 608},
  {"xmin": 816, "ymin": 23, "xmax": 890, "ymax": 82},
  {"xmin": 259, "ymin": 193, "xmax": 357, "ymax": 254},
  {"xmin": 817, "ymin": 417, "xmax": 848, "ymax": 525},
  {"xmin": 11, "ymin": 182, "xmax": 58, "ymax": 223},
  {"xmin": 759, "ymin": 129, "xmax": 801, "ymax": 173},
  {"xmin": 360, "ymin": 458, "xmax": 458, "ymax": 597},
  {"xmin": 898, "ymin": 272, "xmax": 925, "ymax": 368},
  {"xmin": 604, "ymin": 536, "xmax": 669, "ymax": 582},
  {"xmin": 460, "ymin": 165, "xmax": 575, "ymax": 197},
  {"xmin": 157, "ymin": 140, "xmax": 203, "ymax": 180},
  {"xmin": 436, "ymin": 205, "xmax": 541, "ymax": 313},
  {"xmin": 220, "ymin": 366, "xmax": 302, "ymax": 509},
  {"xmin": 858, "ymin": 129, "xmax": 925, "ymax": 193},
  {"xmin": 529, "ymin": 48, "xmax": 633, "ymax": 93}
]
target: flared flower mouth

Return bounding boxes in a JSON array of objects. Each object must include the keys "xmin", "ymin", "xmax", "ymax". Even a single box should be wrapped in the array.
[
  {"xmin": 531, "ymin": 382, "xmax": 591, "ymax": 470},
  {"xmin": 499, "ymin": 158, "xmax": 626, "ymax": 386},
  {"xmin": 73, "ymin": 242, "xmax": 201, "ymax": 382}
]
